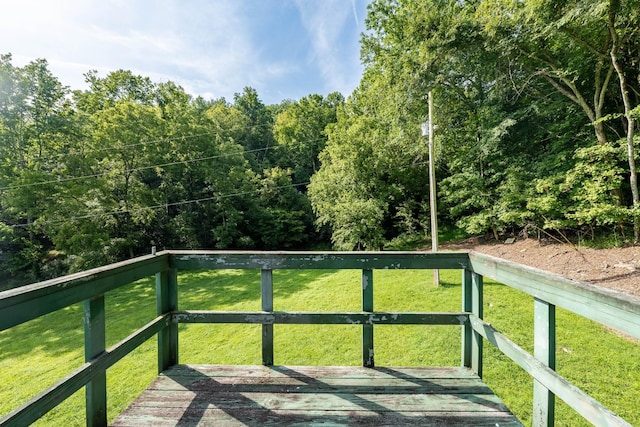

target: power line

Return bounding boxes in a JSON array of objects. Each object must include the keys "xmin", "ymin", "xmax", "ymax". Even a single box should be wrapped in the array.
[
  {"xmin": 74, "ymin": 122, "xmax": 274, "ymax": 155},
  {"xmin": 42, "ymin": 122, "xmax": 273, "ymax": 156},
  {"xmin": 10, "ymin": 181, "xmax": 310, "ymax": 229},
  {"xmin": 1, "ymin": 149, "xmax": 257, "ymax": 191},
  {"xmin": 0, "ymin": 137, "xmax": 324, "ymax": 191},
  {"xmin": 86, "ymin": 131, "xmax": 217, "ymax": 153}
]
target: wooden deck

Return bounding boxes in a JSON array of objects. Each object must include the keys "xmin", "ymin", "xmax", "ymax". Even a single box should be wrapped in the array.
[{"xmin": 111, "ymin": 365, "xmax": 522, "ymax": 426}]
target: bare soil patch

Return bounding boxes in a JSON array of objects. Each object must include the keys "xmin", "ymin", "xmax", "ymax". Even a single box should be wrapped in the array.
[{"xmin": 443, "ymin": 238, "xmax": 640, "ymax": 297}]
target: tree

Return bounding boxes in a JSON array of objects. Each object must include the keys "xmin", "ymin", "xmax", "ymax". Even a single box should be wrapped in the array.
[
  {"xmin": 253, "ymin": 167, "xmax": 313, "ymax": 249},
  {"xmin": 311, "ymin": 0, "xmax": 537, "ymax": 243},
  {"xmin": 478, "ymin": 0, "xmax": 640, "ymax": 240},
  {"xmin": 74, "ymin": 69, "xmax": 156, "ymax": 114},
  {"xmin": 0, "ymin": 55, "xmax": 76, "ymax": 280},
  {"xmin": 309, "ymin": 71, "xmax": 431, "ymax": 249},
  {"xmin": 232, "ymin": 87, "xmax": 275, "ymax": 171},
  {"xmin": 273, "ymin": 93, "xmax": 343, "ymax": 185},
  {"xmin": 0, "ymin": 59, "xmax": 327, "ymax": 280},
  {"xmin": 346, "ymin": 0, "xmax": 640, "ymax": 243}
]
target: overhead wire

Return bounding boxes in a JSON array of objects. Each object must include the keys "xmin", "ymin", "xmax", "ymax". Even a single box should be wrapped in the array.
[
  {"xmin": 0, "ymin": 137, "xmax": 324, "ymax": 191},
  {"xmin": 0, "ymin": 145, "xmax": 279, "ymax": 191},
  {"xmin": 3, "ymin": 135, "xmax": 432, "ymax": 230},
  {"xmin": 0, "ymin": 122, "xmax": 278, "ymax": 190},
  {"xmin": 35, "ymin": 122, "xmax": 273, "ymax": 156},
  {"xmin": 85, "ymin": 131, "xmax": 218, "ymax": 153},
  {"xmin": 9, "ymin": 181, "xmax": 311, "ymax": 229},
  {"xmin": 78, "ymin": 122, "xmax": 273, "ymax": 155},
  {"xmin": 1, "ymin": 133, "xmax": 322, "ymax": 228}
]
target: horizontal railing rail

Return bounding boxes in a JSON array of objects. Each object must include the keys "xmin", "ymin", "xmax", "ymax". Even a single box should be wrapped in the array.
[
  {"xmin": 0, "ymin": 253, "xmax": 172, "ymax": 427},
  {"xmin": 468, "ymin": 252, "xmax": 640, "ymax": 339},
  {"xmin": 3, "ymin": 315, "xmax": 170, "ymax": 427},
  {"xmin": 0, "ymin": 253, "xmax": 170, "ymax": 332},
  {"xmin": 466, "ymin": 252, "xmax": 639, "ymax": 427},
  {"xmin": 0, "ymin": 250, "xmax": 638, "ymax": 427},
  {"xmin": 172, "ymin": 310, "xmax": 468, "ymax": 325},
  {"xmin": 168, "ymin": 250, "xmax": 470, "ymax": 270}
]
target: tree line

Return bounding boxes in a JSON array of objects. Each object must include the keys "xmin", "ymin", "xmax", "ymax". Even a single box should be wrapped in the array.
[
  {"xmin": 2, "ymin": 0, "xmax": 639, "ymax": 286},
  {"xmin": 0, "ymin": 54, "xmax": 341, "ymax": 287},
  {"xmin": 309, "ymin": 0, "xmax": 639, "ymax": 249}
]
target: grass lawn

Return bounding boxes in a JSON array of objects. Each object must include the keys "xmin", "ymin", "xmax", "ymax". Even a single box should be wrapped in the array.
[{"xmin": 1, "ymin": 267, "xmax": 638, "ymax": 426}]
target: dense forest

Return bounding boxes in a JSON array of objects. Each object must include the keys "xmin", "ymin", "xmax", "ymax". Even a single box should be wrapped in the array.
[{"xmin": 1, "ymin": 0, "xmax": 639, "ymax": 287}]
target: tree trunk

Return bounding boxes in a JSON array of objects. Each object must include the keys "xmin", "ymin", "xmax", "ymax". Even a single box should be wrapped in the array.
[
  {"xmin": 593, "ymin": 121, "xmax": 609, "ymax": 145},
  {"xmin": 624, "ymin": 118, "xmax": 639, "ymax": 243},
  {"xmin": 609, "ymin": 5, "xmax": 640, "ymax": 243}
]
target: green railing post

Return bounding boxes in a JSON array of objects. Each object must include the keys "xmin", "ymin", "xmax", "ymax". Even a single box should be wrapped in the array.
[
  {"xmin": 461, "ymin": 268, "xmax": 472, "ymax": 368},
  {"xmin": 362, "ymin": 269, "xmax": 374, "ymax": 367},
  {"xmin": 533, "ymin": 297, "xmax": 556, "ymax": 427},
  {"xmin": 472, "ymin": 272, "xmax": 483, "ymax": 378},
  {"xmin": 262, "ymin": 269, "xmax": 274, "ymax": 366},
  {"xmin": 156, "ymin": 268, "xmax": 178, "ymax": 372},
  {"xmin": 84, "ymin": 295, "xmax": 107, "ymax": 427}
]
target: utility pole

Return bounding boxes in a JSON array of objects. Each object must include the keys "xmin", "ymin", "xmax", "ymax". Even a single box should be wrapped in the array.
[{"xmin": 421, "ymin": 91, "xmax": 439, "ymax": 286}]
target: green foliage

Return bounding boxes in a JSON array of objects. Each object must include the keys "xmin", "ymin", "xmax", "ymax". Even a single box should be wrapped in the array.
[
  {"xmin": 310, "ymin": 0, "xmax": 640, "ymax": 244},
  {"xmin": 273, "ymin": 92, "xmax": 343, "ymax": 184},
  {"xmin": 253, "ymin": 167, "xmax": 313, "ymax": 249},
  {"xmin": 2, "ymin": 0, "xmax": 640, "ymax": 277},
  {"xmin": 0, "ymin": 58, "xmax": 335, "ymax": 283},
  {"xmin": 232, "ymin": 87, "xmax": 276, "ymax": 171},
  {"xmin": 565, "ymin": 143, "xmax": 629, "ymax": 226},
  {"xmin": 308, "ymin": 68, "xmax": 432, "ymax": 249},
  {"xmin": 528, "ymin": 142, "xmax": 631, "ymax": 236}
]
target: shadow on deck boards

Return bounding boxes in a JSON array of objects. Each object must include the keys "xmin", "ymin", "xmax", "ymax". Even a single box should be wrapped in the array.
[{"xmin": 112, "ymin": 364, "xmax": 522, "ymax": 426}]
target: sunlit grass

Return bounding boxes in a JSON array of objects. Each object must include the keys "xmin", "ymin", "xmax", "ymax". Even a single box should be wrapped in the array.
[{"xmin": 1, "ymin": 267, "xmax": 638, "ymax": 426}]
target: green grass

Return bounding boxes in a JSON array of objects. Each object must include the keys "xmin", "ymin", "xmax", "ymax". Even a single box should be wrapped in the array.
[
  {"xmin": 384, "ymin": 227, "xmax": 470, "ymax": 251},
  {"xmin": 1, "ymin": 268, "xmax": 638, "ymax": 426}
]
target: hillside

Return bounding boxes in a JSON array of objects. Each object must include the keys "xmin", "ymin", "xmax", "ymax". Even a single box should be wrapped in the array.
[{"xmin": 445, "ymin": 239, "xmax": 640, "ymax": 297}]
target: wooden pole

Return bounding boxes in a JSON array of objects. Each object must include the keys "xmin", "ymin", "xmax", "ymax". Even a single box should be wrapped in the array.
[{"xmin": 428, "ymin": 91, "xmax": 440, "ymax": 286}]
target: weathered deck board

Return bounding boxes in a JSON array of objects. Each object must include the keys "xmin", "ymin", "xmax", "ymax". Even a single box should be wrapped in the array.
[{"xmin": 111, "ymin": 365, "xmax": 522, "ymax": 426}]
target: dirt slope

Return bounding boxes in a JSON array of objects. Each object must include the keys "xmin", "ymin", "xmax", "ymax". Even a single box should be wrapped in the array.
[{"xmin": 443, "ymin": 238, "xmax": 640, "ymax": 297}]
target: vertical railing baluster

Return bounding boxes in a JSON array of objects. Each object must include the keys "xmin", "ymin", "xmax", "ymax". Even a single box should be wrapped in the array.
[
  {"xmin": 156, "ymin": 268, "xmax": 178, "ymax": 372},
  {"xmin": 262, "ymin": 269, "xmax": 274, "ymax": 366},
  {"xmin": 471, "ymin": 272, "xmax": 483, "ymax": 378},
  {"xmin": 461, "ymin": 268, "xmax": 473, "ymax": 368},
  {"xmin": 533, "ymin": 298, "xmax": 556, "ymax": 427},
  {"xmin": 362, "ymin": 269, "xmax": 374, "ymax": 367},
  {"xmin": 84, "ymin": 295, "xmax": 107, "ymax": 427}
]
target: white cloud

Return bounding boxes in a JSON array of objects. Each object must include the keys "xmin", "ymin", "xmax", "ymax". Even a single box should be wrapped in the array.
[
  {"xmin": 352, "ymin": 0, "xmax": 361, "ymax": 26},
  {"xmin": 292, "ymin": 0, "xmax": 366, "ymax": 97},
  {"xmin": 1, "ymin": 0, "xmax": 261, "ymax": 99},
  {"xmin": 1, "ymin": 0, "xmax": 368, "ymax": 103}
]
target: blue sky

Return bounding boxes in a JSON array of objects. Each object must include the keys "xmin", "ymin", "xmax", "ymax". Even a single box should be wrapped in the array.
[{"xmin": 1, "ymin": 0, "xmax": 371, "ymax": 105}]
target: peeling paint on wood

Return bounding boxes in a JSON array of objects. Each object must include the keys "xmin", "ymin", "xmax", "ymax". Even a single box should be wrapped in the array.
[
  {"xmin": 3, "ymin": 250, "xmax": 637, "ymax": 426},
  {"xmin": 245, "ymin": 314, "xmax": 274, "ymax": 324},
  {"xmin": 469, "ymin": 251, "xmax": 640, "ymax": 339},
  {"xmin": 111, "ymin": 365, "xmax": 523, "ymax": 427},
  {"xmin": 170, "ymin": 311, "xmax": 468, "ymax": 326},
  {"xmin": 0, "ymin": 254, "xmax": 170, "ymax": 332},
  {"xmin": 169, "ymin": 251, "xmax": 471, "ymax": 271},
  {"xmin": 362, "ymin": 274, "xmax": 370, "ymax": 290}
]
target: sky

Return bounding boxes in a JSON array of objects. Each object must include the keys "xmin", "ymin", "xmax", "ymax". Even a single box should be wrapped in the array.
[{"xmin": 1, "ymin": 0, "xmax": 371, "ymax": 105}]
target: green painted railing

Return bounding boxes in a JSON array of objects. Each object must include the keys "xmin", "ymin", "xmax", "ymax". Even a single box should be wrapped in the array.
[{"xmin": 0, "ymin": 250, "xmax": 638, "ymax": 427}]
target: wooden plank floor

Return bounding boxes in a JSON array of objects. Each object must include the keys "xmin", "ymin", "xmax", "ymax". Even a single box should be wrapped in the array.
[{"xmin": 111, "ymin": 364, "xmax": 523, "ymax": 426}]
